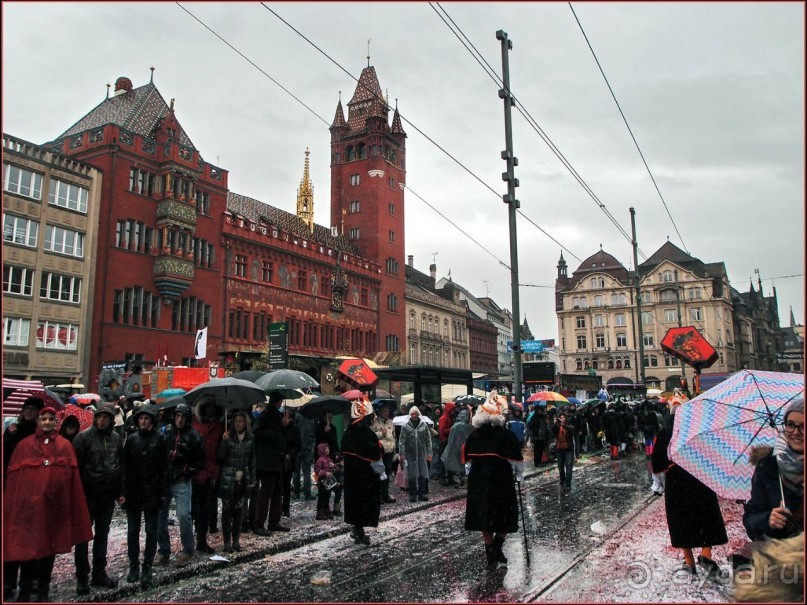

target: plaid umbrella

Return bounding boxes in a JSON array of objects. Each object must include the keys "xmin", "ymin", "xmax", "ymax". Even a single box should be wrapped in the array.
[
  {"xmin": 526, "ymin": 391, "xmax": 569, "ymax": 404},
  {"xmin": 57, "ymin": 405, "xmax": 95, "ymax": 431},
  {"xmin": 669, "ymin": 369, "xmax": 804, "ymax": 500}
]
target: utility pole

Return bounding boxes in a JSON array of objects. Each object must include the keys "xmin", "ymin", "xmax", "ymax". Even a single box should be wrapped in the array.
[
  {"xmin": 674, "ymin": 269, "xmax": 686, "ymax": 386},
  {"xmin": 497, "ymin": 29, "xmax": 522, "ymax": 406},
  {"xmin": 630, "ymin": 208, "xmax": 646, "ymax": 385}
]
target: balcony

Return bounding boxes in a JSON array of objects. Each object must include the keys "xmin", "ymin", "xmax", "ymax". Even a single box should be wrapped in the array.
[
  {"xmin": 153, "ymin": 255, "xmax": 194, "ymax": 301},
  {"xmin": 156, "ymin": 198, "xmax": 197, "ymax": 230}
]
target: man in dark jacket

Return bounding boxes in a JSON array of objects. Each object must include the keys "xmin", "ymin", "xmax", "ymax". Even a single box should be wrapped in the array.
[
  {"xmin": 292, "ymin": 409, "xmax": 317, "ymax": 500},
  {"xmin": 527, "ymin": 407, "xmax": 549, "ymax": 467},
  {"xmin": 252, "ymin": 391, "xmax": 289, "ymax": 535},
  {"xmin": 191, "ymin": 399, "xmax": 224, "ymax": 554},
  {"xmin": 156, "ymin": 403, "xmax": 204, "ymax": 567},
  {"xmin": 603, "ymin": 404, "xmax": 622, "ymax": 460},
  {"xmin": 123, "ymin": 404, "xmax": 168, "ymax": 587},
  {"xmin": 281, "ymin": 407, "xmax": 301, "ymax": 517},
  {"xmin": 72, "ymin": 404, "xmax": 125, "ymax": 595},
  {"xmin": 3, "ymin": 396, "xmax": 44, "ymax": 600}
]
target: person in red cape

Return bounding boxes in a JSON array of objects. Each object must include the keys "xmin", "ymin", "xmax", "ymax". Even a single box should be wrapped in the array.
[{"xmin": 3, "ymin": 406, "xmax": 93, "ymax": 602}]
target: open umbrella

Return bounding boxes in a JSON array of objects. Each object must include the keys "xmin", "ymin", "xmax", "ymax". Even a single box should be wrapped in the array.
[
  {"xmin": 526, "ymin": 391, "xmax": 569, "ymax": 404},
  {"xmin": 256, "ymin": 370, "xmax": 319, "ymax": 392},
  {"xmin": 453, "ymin": 394, "xmax": 486, "ymax": 407},
  {"xmin": 69, "ymin": 393, "xmax": 102, "ymax": 406},
  {"xmin": 232, "ymin": 370, "xmax": 268, "ymax": 384},
  {"xmin": 338, "ymin": 358, "xmax": 378, "ymax": 388},
  {"xmin": 340, "ymin": 389, "xmax": 367, "ymax": 401},
  {"xmin": 285, "ymin": 390, "xmax": 316, "ymax": 409},
  {"xmin": 57, "ymin": 405, "xmax": 95, "ymax": 431},
  {"xmin": 184, "ymin": 377, "xmax": 267, "ymax": 410},
  {"xmin": 393, "ymin": 414, "xmax": 434, "ymax": 427},
  {"xmin": 372, "ymin": 398, "xmax": 398, "ymax": 415},
  {"xmin": 669, "ymin": 369, "xmax": 805, "ymax": 500},
  {"xmin": 646, "ymin": 388, "xmax": 663, "ymax": 397},
  {"xmin": 375, "ymin": 389, "xmax": 392, "ymax": 399},
  {"xmin": 154, "ymin": 396, "xmax": 188, "ymax": 412},
  {"xmin": 153, "ymin": 388, "xmax": 187, "ymax": 402},
  {"xmin": 297, "ymin": 395, "xmax": 352, "ymax": 419},
  {"xmin": 566, "ymin": 397, "xmax": 582, "ymax": 405}
]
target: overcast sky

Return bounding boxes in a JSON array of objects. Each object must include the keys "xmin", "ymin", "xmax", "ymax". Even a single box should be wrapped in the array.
[{"xmin": 3, "ymin": 2, "xmax": 804, "ymax": 342}]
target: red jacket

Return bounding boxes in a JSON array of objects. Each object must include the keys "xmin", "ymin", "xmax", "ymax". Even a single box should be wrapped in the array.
[
  {"xmin": 438, "ymin": 402, "xmax": 456, "ymax": 443},
  {"xmin": 3, "ymin": 430, "xmax": 93, "ymax": 561},
  {"xmin": 192, "ymin": 417, "xmax": 225, "ymax": 484}
]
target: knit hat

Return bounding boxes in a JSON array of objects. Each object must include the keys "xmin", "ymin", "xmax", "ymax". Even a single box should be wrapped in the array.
[
  {"xmin": 351, "ymin": 398, "xmax": 373, "ymax": 421},
  {"xmin": 784, "ymin": 396, "xmax": 804, "ymax": 422}
]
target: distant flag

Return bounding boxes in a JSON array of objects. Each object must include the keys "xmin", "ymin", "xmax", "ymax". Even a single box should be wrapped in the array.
[{"xmin": 195, "ymin": 327, "xmax": 208, "ymax": 360}]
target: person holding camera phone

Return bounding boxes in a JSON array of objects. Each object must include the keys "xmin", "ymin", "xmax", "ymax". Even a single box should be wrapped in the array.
[{"xmin": 552, "ymin": 412, "xmax": 575, "ymax": 491}]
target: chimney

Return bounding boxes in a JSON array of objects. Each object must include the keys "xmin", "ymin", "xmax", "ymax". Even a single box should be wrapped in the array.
[
  {"xmin": 408, "ymin": 255, "xmax": 414, "ymax": 267},
  {"xmin": 430, "ymin": 264, "xmax": 436, "ymax": 281}
]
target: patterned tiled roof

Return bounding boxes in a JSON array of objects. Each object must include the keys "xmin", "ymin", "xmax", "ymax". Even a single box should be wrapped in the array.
[
  {"xmin": 391, "ymin": 106, "xmax": 405, "ymax": 135},
  {"xmin": 347, "ymin": 66, "xmax": 388, "ymax": 131},
  {"xmin": 331, "ymin": 99, "xmax": 347, "ymax": 129},
  {"xmin": 55, "ymin": 82, "xmax": 196, "ymax": 149},
  {"xmin": 227, "ymin": 192, "xmax": 359, "ymax": 255}
]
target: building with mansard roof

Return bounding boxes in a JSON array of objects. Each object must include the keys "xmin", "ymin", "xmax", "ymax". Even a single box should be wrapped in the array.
[
  {"xmin": 731, "ymin": 278, "xmax": 786, "ymax": 372},
  {"xmin": 555, "ymin": 241, "xmax": 741, "ymax": 391}
]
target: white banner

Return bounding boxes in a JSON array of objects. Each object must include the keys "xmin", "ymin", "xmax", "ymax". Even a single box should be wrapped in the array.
[{"xmin": 194, "ymin": 327, "xmax": 208, "ymax": 360}]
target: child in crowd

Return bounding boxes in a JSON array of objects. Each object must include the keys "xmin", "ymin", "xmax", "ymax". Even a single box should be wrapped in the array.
[{"xmin": 314, "ymin": 443, "xmax": 343, "ymax": 520}]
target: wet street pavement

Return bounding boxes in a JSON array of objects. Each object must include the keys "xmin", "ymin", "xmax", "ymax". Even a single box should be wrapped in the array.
[{"xmin": 42, "ymin": 449, "xmax": 747, "ymax": 603}]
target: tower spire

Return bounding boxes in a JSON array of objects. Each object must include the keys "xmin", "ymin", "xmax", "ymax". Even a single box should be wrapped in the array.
[
  {"xmin": 296, "ymin": 147, "xmax": 314, "ymax": 233},
  {"xmin": 367, "ymin": 39, "xmax": 371, "ymax": 67}
]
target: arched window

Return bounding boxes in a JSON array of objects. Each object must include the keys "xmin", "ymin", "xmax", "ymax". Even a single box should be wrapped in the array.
[
  {"xmin": 624, "ymin": 357, "xmax": 631, "ymax": 369},
  {"xmin": 615, "ymin": 359, "xmax": 622, "ymax": 369},
  {"xmin": 607, "ymin": 357, "xmax": 614, "ymax": 369},
  {"xmin": 409, "ymin": 311, "xmax": 415, "ymax": 329},
  {"xmin": 576, "ymin": 359, "xmax": 583, "ymax": 371},
  {"xmin": 592, "ymin": 359, "xmax": 599, "ymax": 370},
  {"xmin": 584, "ymin": 359, "xmax": 590, "ymax": 370},
  {"xmin": 409, "ymin": 343, "xmax": 416, "ymax": 363}
]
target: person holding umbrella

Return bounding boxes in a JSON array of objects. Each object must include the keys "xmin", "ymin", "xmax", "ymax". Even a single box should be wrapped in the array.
[
  {"xmin": 341, "ymin": 399, "xmax": 385, "ymax": 545},
  {"xmin": 463, "ymin": 393, "xmax": 525, "ymax": 568},
  {"xmin": 217, "ymin": 410, "xmax": 255, "ymax": 552},
  {"xmin": 743, "ymin": 396, "xmax": 804, "ymax": 541}
]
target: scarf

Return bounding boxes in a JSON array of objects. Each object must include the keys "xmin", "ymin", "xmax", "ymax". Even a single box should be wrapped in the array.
[{"xmin": 774, "ymin": 432, "xmax": 804, "ymax": 498}]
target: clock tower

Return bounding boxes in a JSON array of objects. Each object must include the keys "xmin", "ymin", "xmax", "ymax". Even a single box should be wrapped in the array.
[{"xmin": 330, "ymin": 65, "xmax": 407, "ymax": 358}]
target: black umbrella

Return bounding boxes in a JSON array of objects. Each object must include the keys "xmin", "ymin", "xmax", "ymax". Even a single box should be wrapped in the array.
[
  {"xmin": 256, "ymin": 370, "xmax": 319, "ymax": 392},
  {"xmin": 453, "ymin": 394, "xmax": 486, "ymax": 407},
  {"xmin": 154, "ymin": 395, "xmax": 188, "ymax": 412},
  {"xmin": 372, "ymin": 398, "xmax": 397, "ymax": 414},
  {"xmin": 185, "ymin": 377, "xmax": 267, "ymax": 410},
  {"xmin": 232, "ymin": 370, "xmax": 268, "ymax": 384},
  {"xmin": 297, "ymin": 395, "xmax": 352, "ymax": 419}
]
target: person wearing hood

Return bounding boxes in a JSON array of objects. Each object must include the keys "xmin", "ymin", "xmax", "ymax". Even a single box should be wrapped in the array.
[
  {"xmin": 441, "ymin": 407, "xmax": 474, "ymax": 487},
  {"xmin": 157, "ymin": 403, "xmax": 205, "ymax": 566},
  {"xmin": 3, "ymin": 406, "xmax": 94, "ymax": 602},
  {"xmin": 743, "ymin": 396, "xmax": 804, "ymax": 541},
  {"xmin": 340, "ymin": 399, "xmax": 384, "ymax": 545},
  {"xmin": 398, "ymin": 406, "xmax": 434, "ymax": 502},
  {"xmin": 59, "ymin": 414, "xmax": 81, "ymax": 442},
  {"xmin": 252, "ymin": 390, "xmax": 289, "ymax": 536},
  {"xmin": 191, "ymin": 398, "xmax": 225, "ymax": 554},
  {"xmin": 122, "ymin": 404, "xmax": 168, "ymax": 587},
  {"xmin": 71, "ymin": 404, "xmax": 125, "ymax": 595},
  {"xmin": 652, "ymin": 398, "xmax": 727, "ymax": 576},
  {"xmin": 463, "ymin": 394, "xmax": 525, "ymax": 568},
  {"xmin": 3, "ymin": 396, "xmax": 45, "ymax": 601},
  {"xmin": 527, "ymin": 407, "xmax": 549, "ymax": 467},
  {"xmin": 217, "ymin": 410, "xmax": 256, "ymax": 553},
  {"xmin": 313, "ymin": 442, "xmax": 342, "ymax": 520}
]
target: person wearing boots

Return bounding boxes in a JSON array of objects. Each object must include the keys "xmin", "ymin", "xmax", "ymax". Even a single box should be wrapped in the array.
[
  {"xmin": 603, "ymin": 402, "xmax": 622, "ymax": 460},
  {"xmin": 157, "ymin": 403, "xmax": 205, "ymax": 567},
  {"xmin": 398, "ymin": 406, "xmax": 433, "ymax": 502},
  {"xmin": 341, "ymin": 399, "xmax": 384, "ymax": 545},
  {"xmin": 527, "ymin": 407, "xmax": 549, "ymax": 466},
  {"xmin": 123, "ymin": 404, "xmax": 169, "ymax": 587},
  {"xmin": 441, "ymin": 407, "xmax": 474, "ymax": 487},
  {"xmin": 3, "ymin": 406, "xmax": 94, "ymax": 602},
  {"xmin": 292, "ymin": 408, "xmax": 316, "ymax": 501},
  {"xmin": 191, "ymin": 399, "xmax": 225, "ymax": 554},
  {"xmin": 252, "ymin": 391, "xmax": 289, "ymax": 535},
  {"xmin": 281, "ymin": 406, "xmax": 301, "ymax": 518},
  {"xmin": 217, "ymin": 410, "xmax": 256, "ymax": 553},
  {"xmin": 71, "ymin": 404, "xmax": 125, "ymax": 595},
  {"xmin": 314, "ymin": 443, "xmax": 342, "ymax": 520},
  {"xmin": 463, "ymin": 394, "xmax": 525, "ymax": 568},
  {"xmin": 3, "ymin": 396, "xmax": 45, "ymax": 601},
  {"xmin": 371, "ymin": 401, "xmax": 397, "ymax": 503}
]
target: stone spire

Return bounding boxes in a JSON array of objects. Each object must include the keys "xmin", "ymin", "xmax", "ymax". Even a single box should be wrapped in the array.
[
  {"xmin": 296, "ymin": 147, "xmax": 314, "ymax": 233},
  {"xmin": 391, "ymin": 99, "xmax": 405, "ymax": 135},
  {"xmin": 330, "ymin": 91, "xmax": 347, "ymax": 130}
]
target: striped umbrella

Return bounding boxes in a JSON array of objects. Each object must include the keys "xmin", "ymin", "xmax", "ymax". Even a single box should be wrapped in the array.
[
  {"xmin": 669, "ymin": 369, "xmax": 804, "ymax": 500},
  {"xmin": 526, "ymin": 391, "xmax": 569, "ymax": 404}
]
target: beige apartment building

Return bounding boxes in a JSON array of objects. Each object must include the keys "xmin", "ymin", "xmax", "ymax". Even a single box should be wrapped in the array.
[
  {"xmin": 555, "ymin": 243, "xmax": 737, "ymax": 391},
  {"xmin": 3, "ymin": 133, "xmax": 102, "ymax": 384}
]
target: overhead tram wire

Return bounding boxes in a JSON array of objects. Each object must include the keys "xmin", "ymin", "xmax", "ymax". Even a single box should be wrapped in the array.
[
  {"xmin": 175, "ymin": 2, "xmax": 512, "ymax": 272},
  {"xmin": 261, "ymin": 2, "xmax": 583, "ymax": 264},
  {"xmin": 431, "ymin": 2, "xmax": 646, "ymax": 260},
  {"xmin": 568, "ymin": 2, "xmax": 689, "ymax": 255}
]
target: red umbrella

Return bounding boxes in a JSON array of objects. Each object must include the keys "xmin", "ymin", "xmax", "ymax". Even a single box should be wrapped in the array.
[
  {"xmin": 341, "ymin": 389, "xmax": 366, "ymax": 401},
  {"xmin": 338, "ymin": 358, "xmax": 378, "ymax": 388},
  {"xmin": 57, "ymin": 405, "xmax": 95, "ymax": 431}
]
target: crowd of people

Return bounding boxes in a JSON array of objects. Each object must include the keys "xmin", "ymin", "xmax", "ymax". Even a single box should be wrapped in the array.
[{"xmin": 2, "ymin": 387, "xmax": 802, "ymax": 601}]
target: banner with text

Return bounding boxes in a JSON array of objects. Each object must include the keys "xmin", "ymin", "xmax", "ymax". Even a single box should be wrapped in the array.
[{"xmin": 507, "ymin": 339, "xmax": 555, "ymax": 353}]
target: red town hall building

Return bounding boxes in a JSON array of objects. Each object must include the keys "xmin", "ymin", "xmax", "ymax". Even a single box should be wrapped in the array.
[{"xmin": 42, "ymin": 66, "xmax": 406, "ymax": 388}]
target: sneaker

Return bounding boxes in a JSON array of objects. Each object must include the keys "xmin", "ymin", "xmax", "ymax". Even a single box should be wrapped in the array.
[
  {"xmin": 154, "ymin": 553, "xmax": 170, "ymax": 567},
  {"xmin": 175, "ymin": 552, "xmax": 192, "ymax": 567}
]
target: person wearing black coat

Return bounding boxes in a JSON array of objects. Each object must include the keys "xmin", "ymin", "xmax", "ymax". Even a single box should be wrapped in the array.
[
  {"xmin": 71, "ymin": 404, "xmax": 125, "ymax": 594},
  {"xmin": 217, "ymin": 410, "xmax": 256, "ymax": 553},
  {"xmin": 638, "ymin": 401, "xmax": 661, "ymax": 457},
  {"xmin": 464, "ymin": 394, "xmax": 525, "ymax": 568},
  {"xmin": 341, "ymin": 400, "xmax": 384, "ymax": 546},
  {"xmin": 602, "ymin": 405, "xmax": 622, "ymax": 460},
  {"xmin": 251, "ymin": 391, "xmax": 288, "ymax": 535},
  {"xmin": 527, "ymin": 408, "xmax": 549, "ymax": 466},
  {"xmin": 280, "ymin": 407, "xmax": 302, "ymax": 517},
  {"xmin": 122, "ymin": 404, "xmax": 168, "ymax": 586},
  {"xmin": 651, "ymin": 402, "xmax": 727, "ymax": 575}
]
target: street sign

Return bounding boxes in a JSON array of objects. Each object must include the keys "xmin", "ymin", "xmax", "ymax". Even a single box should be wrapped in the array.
[
  {"xmin": 507, "ymin": 339, "xmax": 555, "ymax": 353},
  {"xmin": 269, "ymin": 322, "xmax": 289, "ymax": 370}
]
